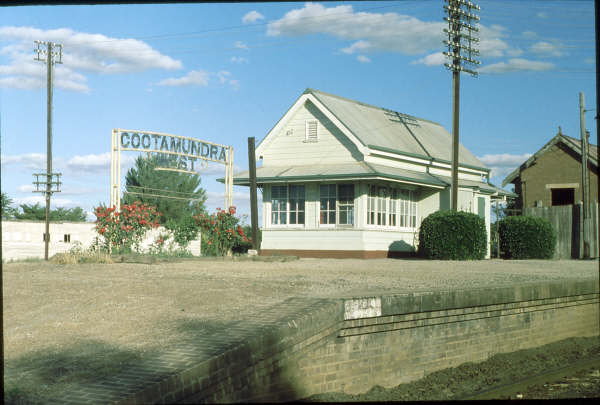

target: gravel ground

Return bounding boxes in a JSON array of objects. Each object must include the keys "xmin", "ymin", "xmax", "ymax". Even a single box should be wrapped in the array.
[{"xmin": 3, "ymin": 257, "xmax": 598, "ymax": 403}]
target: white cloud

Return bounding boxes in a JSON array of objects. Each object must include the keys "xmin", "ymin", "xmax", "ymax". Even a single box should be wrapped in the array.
[
  {"xmin": 479, "ymin": 58, "xmax": 554, "ymax": 74},
  {"xmin": 267, "ymin": 2, "xmax": 445, "ymax": 55},
  {"xmin": 0, "ymin": 25, "xmax": 182, "ymax": 93},
  {"xmin": 267, "ymin": 3, "xmax": 522, "ymax": 63},
  {"xmin": 242, "ymin": 11, "xmax": 265, "ymax": 24},
  {"xmin": 216, "ymin": 70, "xmax": 239, "ymax": 89},
  {"xmin": 584, "ymin": 57, "xmax": 594, "ymax": 65},
  {"xmin": 530, "ymin": 41, "xmax": 565, "ymax": 57},
  {"xmin": 157, "ymin": 70, "xmax": 209, "ymax": 87},
  {"xmin": 17, "ymin": 184, "xmax": 35, "ymax": 193},
  {"xmin": 478, "ymin": 153, "xmax": 532, "ymax": 179},
  {"xmin": 522, "ymin": 31, "xmax": 537, "ymax": 39},
  {"xmin": 230, "ymin": 56, "xmax": 248, "ymax": 64},
  {"xmin": 412, "ymin": 52, "xmax": 445, "ymax": 66},
  {"xmin": 217, "ymin": 70, "xmax": 231, "ymax": 84},
  {"xmin": 12, "ymin": 195, "xmax": 79, "ymax": 208},
  {"xmin": 234, "ymin": 41, "xmax": 249, "ymax": 50},
  {"xmin": 536, "ymin": 12, "xmax": 549, "ymax": 19},
  {"xmin": 341, "ymin": 40, "xmax": 372, "ymax": 54},
  {"xmin": 356, "ymin": 55, "xmax": 370, "ymax": 63},
  {"xmin": 1, "ymin": 153, "xmax": 46, "ymax": 170}
]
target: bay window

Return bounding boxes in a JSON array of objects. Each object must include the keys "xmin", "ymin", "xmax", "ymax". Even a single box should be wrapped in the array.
[{"xmin": 367, "ymin": 184, "xmax": 417, "ymax": 229}]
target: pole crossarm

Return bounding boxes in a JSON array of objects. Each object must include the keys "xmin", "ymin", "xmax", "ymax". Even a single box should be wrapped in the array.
[
  {"xmin": 34, "ymin": 40, "xmax": 63, "ymax": 260},
  {"xmin": 443, "ymin": 0, "xmax": 480, "ymax": 212}
]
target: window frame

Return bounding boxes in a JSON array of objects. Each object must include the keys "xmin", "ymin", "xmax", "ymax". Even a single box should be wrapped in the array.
[
  {"xmin": 270, "ymin": 184, "xmax": 306, "ymax": 227},
  {"xmin": 366, "ymin": 184, "xmax": 417, "ymax": 230},
  {"xmin": 319, "ymin": 183, "xmax": 355, "ymax": 228}
]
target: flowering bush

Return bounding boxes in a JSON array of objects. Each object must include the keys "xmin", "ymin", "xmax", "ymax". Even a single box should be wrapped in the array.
[
  {"xmin": 94, "ymin": 201, "xmax": 160, "ymax": 253},
  {"xmin": 194, "ymin": 206, "xmax": 251, "ymax": 256}
]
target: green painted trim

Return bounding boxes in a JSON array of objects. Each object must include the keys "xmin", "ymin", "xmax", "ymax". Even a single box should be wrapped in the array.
[
  {"xmin": 367, "ymin": 144, "xmax": 431, "ymax": 161},
  {"xmin": 368, "ymin": 144, "xmax": 490, "ymax": 173},
  {"xmin": 226, "ymin": 171, "xmax": 447, "ymax": 188}
]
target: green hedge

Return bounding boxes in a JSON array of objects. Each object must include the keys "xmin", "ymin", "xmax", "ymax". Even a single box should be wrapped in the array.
[
  {"xmin": 418, "ymin": 210, "xmax": 487, "ymax": 260},
  {"xmin": 498, "ymin": 216, "xmax": 556, "ymax": 259}
]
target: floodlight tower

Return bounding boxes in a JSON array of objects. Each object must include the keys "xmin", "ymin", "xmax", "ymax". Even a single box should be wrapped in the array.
[
  {"xmin": 34, "ymin": 40, "xmax": 63, "ymax": 260},
  {"xmin": 443, "ymin": 0, "xmax": 480, "ymax": 211}
]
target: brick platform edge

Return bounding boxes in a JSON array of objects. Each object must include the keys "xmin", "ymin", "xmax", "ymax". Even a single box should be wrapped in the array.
[{"xmin": 46, "ymin": 279, "xmax": 599, "ymax": 404}]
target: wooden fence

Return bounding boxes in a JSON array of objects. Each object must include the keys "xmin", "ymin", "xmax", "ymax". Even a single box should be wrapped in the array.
[{"xmin": 524, "ymin": 203, "xmax": 599, "ymax": 259}]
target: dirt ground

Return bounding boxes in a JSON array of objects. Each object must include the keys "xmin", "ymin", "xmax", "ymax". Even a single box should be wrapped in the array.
[{"xmin": 2, "ymin": 257, "xmax": 598, "ymax": 403}]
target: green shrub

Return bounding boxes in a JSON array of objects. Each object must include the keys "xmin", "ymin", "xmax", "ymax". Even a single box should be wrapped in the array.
[
  {"xmin": 498, "ymin": 216, "xmax": 556, "ymax": 259},
  {"xmin": 418, "ymin": 210, "xmax": 487, "ymax": 260}
]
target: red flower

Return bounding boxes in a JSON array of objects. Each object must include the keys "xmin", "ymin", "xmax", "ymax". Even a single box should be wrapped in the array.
[{"xmin": 229, "ymin": 206, "xmax": 236, "ymax": 215}]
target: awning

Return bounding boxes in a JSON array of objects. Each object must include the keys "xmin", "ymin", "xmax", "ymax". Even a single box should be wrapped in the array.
[{"xmin": 223, "ymin": 161, "xmax": 448, "ymax": 189}]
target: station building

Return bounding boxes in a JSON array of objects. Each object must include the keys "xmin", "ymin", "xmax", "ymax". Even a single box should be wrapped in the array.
[{"xmin": 232, "ymin": 89, "xmax": 512, "ymax": 258}]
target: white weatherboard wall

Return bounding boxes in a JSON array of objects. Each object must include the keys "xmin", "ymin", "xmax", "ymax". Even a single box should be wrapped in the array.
[
  {"xmin": 260, "ymin": 229, "xmax": 417, "ymax": 253},
  {"xmin": 1, "ymin": 221, "xmax": 201, "ymax": 261},
  {"xmin": 260, "ymin": 101, "xmax": 362, "ymax": 166}
]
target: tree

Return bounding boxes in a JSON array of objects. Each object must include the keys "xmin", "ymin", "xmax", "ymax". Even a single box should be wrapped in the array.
[
  {"xmin": 11, "ymin": 202, "xmax": 87, "ymax": 221},
  {"xmin": 123, "ymin": 154, "xmax": 207, "ymax": 225},
  {"xmin": 1, "ymin": 193, "xmax": 17, "ymax": 219}
]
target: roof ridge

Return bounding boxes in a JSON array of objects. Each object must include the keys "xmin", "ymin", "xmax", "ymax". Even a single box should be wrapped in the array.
[
  {"xmin": 304, "ymin": 88, "xmax": 442, "ymax": 126},
  {"xmin": 563, "ymin": 133, "xmax": 597, "ymax": 148}
]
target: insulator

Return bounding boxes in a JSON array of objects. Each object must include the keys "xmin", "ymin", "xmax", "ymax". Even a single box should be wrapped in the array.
[
  {"xmin": 444, "ymin": 0, "xmax": 480, "ymax": 11},
  {"xmin": 443, "ymin": 17, "xmax": 480, "ymax": 32},
  {"xmin": 443, "ymin": 29, "xmax": 479, "ymax": 42},
  {"xmin": 443, "ymin": 51, "xmax": 480, "ymax": 65},
  {"xmin": 444, "ymin": 62, "xmax": 479, "ymax": 77},
  {"xmin": 443, "ymin": 5, "xmax": 480, "ymax": 21},
  {"xmin": 443, "ymin": 40, "xmax": 480, "ymax": 55}
]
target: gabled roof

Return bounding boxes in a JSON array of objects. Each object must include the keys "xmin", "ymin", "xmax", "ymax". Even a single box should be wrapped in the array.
[
  {"xmin": 256, "ymin": 88, "xmax": 488, "ymax": 172},
  {"xmin": 502, "ymin": 132, "xmax": 598, "ymax": 187}
]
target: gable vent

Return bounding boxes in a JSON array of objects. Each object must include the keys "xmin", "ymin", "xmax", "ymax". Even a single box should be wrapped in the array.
[{"xmin": 305, "ymin": 120, "xmax": 318, "ymax": 142}]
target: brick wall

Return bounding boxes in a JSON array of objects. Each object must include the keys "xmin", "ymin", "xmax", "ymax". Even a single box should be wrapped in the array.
[
  {"xmin": 179, "ymin": 280, "xmax": 598, "ymax": 403},
  {"xmin": 49, "ymin": 279, "xmax": 599, "ymax": 404},
  {"xmin": 519, "ymin": 143, "xmax": 598, "ymax": 208}
]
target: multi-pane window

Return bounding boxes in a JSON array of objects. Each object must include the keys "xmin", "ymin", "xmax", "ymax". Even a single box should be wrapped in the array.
[
  {"xmin": 377, "ymin": 187, "xmax": 387, "ymax": 226},
  {"xmin": 338, "ymin": 184, "xmax": 355, "ymax": 226},
  {"xmin": 320, "ymin": 184, "xmax": 355, "ymax": 226},
  {"xmin": 271, "ymin": 185, "xmax": 305, "ymax": 226},
  {"xmin": 289, "ymin": 185, "xmax": 305, "ymax": 225},
  {"xmin": 368, "ymin": 185, "xmax": 417, "ymax": 229},
  {"xmin": 319, "ymin": 184, "xmax": 337, "ymax": 225},
  {"xmin": 367, "ymin": 186, "xmax": 377, "ymax": 225},
  {"xmin": 389, "ymin": 189, "xmax": 398, "ymax": 226},
  {"xmin": 271, "ymin": 185, "xmax": 287, "ymax": 225}
]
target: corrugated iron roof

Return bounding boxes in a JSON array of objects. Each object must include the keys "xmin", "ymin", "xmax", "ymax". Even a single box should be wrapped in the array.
[
  {"xmin": 226, "ymin": 162, "xmax": 447, "ymax": 188},
  {"xmin": 502, "ymin": 133, "xmax": 598, "ymax": 187},
  {"xmin": 306, "ymin": 88, "xmax": 486, "ymax": 169}
]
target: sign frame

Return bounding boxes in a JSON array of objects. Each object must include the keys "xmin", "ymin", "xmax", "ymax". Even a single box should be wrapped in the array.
[{"xmin": 110, "ymin": 128, "xmax": 234, "ymax": 210}]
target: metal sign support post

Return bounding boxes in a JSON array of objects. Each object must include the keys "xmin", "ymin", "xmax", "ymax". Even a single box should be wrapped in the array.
[{"xmin": 110, "ymin": 129, "xmax": 122, "ymax": 210}]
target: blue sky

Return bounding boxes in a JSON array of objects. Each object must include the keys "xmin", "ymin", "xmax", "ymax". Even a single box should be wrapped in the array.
[{"xmin": 0, "ymin": 1, "xmax": 596, "ymax": 222}]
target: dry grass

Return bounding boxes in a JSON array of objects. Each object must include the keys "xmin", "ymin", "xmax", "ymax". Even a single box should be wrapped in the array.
[{"xmin": 3, "ymin": 257, "xmax": 597, "ymax": 404}]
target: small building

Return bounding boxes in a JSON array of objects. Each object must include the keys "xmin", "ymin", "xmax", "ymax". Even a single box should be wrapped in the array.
[
  {"xmin": 1, "ymin": 220, "xmax": 201, "ymax": 261},
  {"xmin": 232, "ymin": 89, "xmax": 511, "ymax": 258},
  {"xmin": 502, "ymin": 129, "xmax": 598, "ymax": 209}
]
